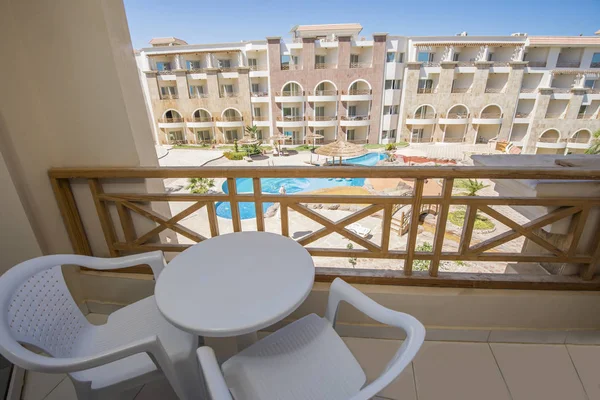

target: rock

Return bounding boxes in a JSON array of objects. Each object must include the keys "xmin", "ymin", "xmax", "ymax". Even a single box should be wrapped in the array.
[
  {"xmin": 264, "ymin": 203, "xmax": 279, "ymax": 218},
  {"xmin": 327, "ymin": 204, "xmax": 340, "ymax": 210}
]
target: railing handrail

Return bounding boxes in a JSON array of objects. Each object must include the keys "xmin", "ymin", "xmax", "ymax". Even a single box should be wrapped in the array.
[
  {"xmin": 189, "ymin": 92, "xmax": 208, "ymax": 99},
  {"xmin": 217, "ymin": 116, "xmax": 243, "ymax": 122},
  {"xmin": 160, "ymin": 93, "xmax": 179, "ymax": 100},
  {"xmin": 544, "ymin": 112, "xmax": 564, "ymax": 119},
  {"xmin": 276, "ymin": 116, "xmax": 304, "ymax": 121},
  {"xmin": 527, "ymin": 61, "xmax": 547, "ymax": 68},
  {"xmin": 556, "ymin": 60, "xmax": 581, "ymax": 68},
  {"xmin": 479, "ymin": 112, "xmax": 502, "ymax": 118},
  {"xmin": 220, "ymin": 91, "xmax": 239, "ymax": 98},
  {"xmin": 314, "ymin": 63, "xmax": 336, "ymax": 69},
  {"xmin": 515, "ymin": 112, "xmax": 531, "ymax": 118},
  {"xmin": 451, "ymin": 87, "xmax": 470, "ymax": 93},
  {"xmin": 186, "ymin": 68, "xmax": 206, "ymax": 73},
  {"xmin": 252, "ymin": 116, "xmax": 270, "ymax": 121},
  {"xmin": 444, "ymin": 112, "xmax": 469, "ymax": 119},
  {"xmin": 281, "ymin": 64, "xmax": 302, "ymax": 71},
  {"xmin": 520, "ymin": 87, "xmax": 537, "ymax": 93},
  {"xmin": 417, "ymin": 88, "xmax": 434, "ymax": 94},
  {"xmin": 537, "ymin": 137, "xmax": 560, "ymax": 143},
  {"xmin": 187, "ymin": 116, "xmax": 213, "ymax": 122},
  {"xmin": 342, "ymin": 89, "xmax": 372, "ymax": 95},
  {"xmin": 248, "ymin": 64, "xmax": 268, "ymax": 71},
  {"xmin": 552, "ymin": 87, "xmax": 571, "ymax": 93},
  {"xmin": 340, "ymin": 115, "xmax": 370, "ymax": 120},
  {"xmin": 250, "ymin": 91, "xmax": 269, "ymax": 97},
  {"xmin": 158, "ymin": 117, "xmax": 184, "ymax": 123},
  {"xmin": 484, "ymin": 88, "xmax": 504, "ymax": 93},
  {"xmin": 568, "ymin": 136, "xmax": 590, "ymax": 143},
  {"xmin": 412, "ymin": 113, "xmax": 436, "ymax": 119},
  {"xmin": 276, "ymin": 90, "xmax": 305, "ymax": 96},
  {"xmin": 349, "ymin": 62, "xmax": 371, "ymax": 68},
  {"xmin": 309, "ymin": 90, "xmax": 338, "ymax": 96},
  {"xmin": 307, "ymin": 115, "xmax": 337, "ymax": 121}
]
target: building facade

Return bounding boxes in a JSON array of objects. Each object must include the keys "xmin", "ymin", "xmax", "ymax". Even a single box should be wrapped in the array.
[{"xmin": 136, "ymin": 25, "xmax": 600, "ymax": 154}]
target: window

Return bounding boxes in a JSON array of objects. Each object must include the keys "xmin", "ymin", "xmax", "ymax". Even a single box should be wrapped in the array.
[
  {"xmin": 156, "ymin": 61, "xmax": 171, "ymax": 71},
  {"xmin": 281, "ymin": 55, "xmax": 290, "ymax": 67},
  {"xmin": 584, "ymin": 79, "xmax": 595, "ymax": 89},
  {"xmin": 196, "ymin": 130, "xmax": 211, "ymax": 142},
  {"xmin": 418, "ymin": 79, "xmax": 433, "ymax": 93},
  {"xmin": 168, "ymin": 131, "xmax": 184, "ymax": 143},
  {"xmin": 347, "ymin": 129, "xmax": 356, "ymax": 140},
  {"xmin": 347, "ymin": 106, "xmax": 357, "ymax": 117},
  {"xmin": 253, "ymin": 107, "xmax": 261, "ymax": 117},
  {"xmin": 283, "ymin": 107, "xmax": 300, "ymax": 117},
  {"xmin": 397, "ymin": 53, "xmax": 404, "ymax": 63},
  {"xmin": 251, "ymin": 83, "xmax": 260, "ymax": 93},
  {"xmin": 591, "ymin": 53, "xmax": 600, "ymax": 68},
  {"xmin": 225, "ymin": 130, "xmax": 238, "ymax": 142},
  {"xmin": 487, "ymin": 52, "xmax": 494, "ymax": 62},
  {"xmin": 453, "ymin": 53, "xmax": 460, "ymax": 62},
  {"xmin": 160, "ymin": 86, "xmax": 177, "ymax": 98},
  {"xmin": 186, "ymin": 60, "xmax": 201, "ymax": 70},
  {"xmin": 382, "ymin": 129, "xmax": 396, "ymax": 139},
  {"xmin": 316, "ymin": 129, "xmax": 325, "ymax": 136},
  {"xmin": 315, "ymin": 55, "xmax": 326, "ymax": 65},
  {"xmin": 218, "ymin": 59, "xmax": 231, "ymax": 68},
  {"xmin": 248, "ymin": 58, "xmax": 257, "ymax": 67},
  {"xmin": 578, "ymin": 105, "xmax": 587, "ymax": 118},
  {"xmin": 221, "ymin": 84, "xmax": 234, "ymax": 94},
  {"xmin": 315, "ymin": 106, "xmax": 325, "ymax": 117},
  {"xmin": 189, "ymin": 85, "xmax": 204, "ymax": 98},
  {"xmin": 383, "ymin": 106, "xmax": 399, "ymax": 115},
  {"xmin": 256, "ymin": 130, "xmax": 263, "ymax": 140},
  {"xmin": 385, "ymin": 80, "xmax": 402, "ymax": 90},
  {"xmin": 292, "ymin": 55, "xmax": 299, "ymax": 65},
  {"xmin": 412, "ymin": 128, "xmax": 424, "ymax": 140},
  {"xmin": 417, "ymin": 52, "xmax": 430, "ymax": 62},
  {"xmin": 386, "ymin": 52, "xmax": 396, "ymax": 63},
  {"xmin": 350, "ymin": 54, "xmax": 359, "ymax": 64}
]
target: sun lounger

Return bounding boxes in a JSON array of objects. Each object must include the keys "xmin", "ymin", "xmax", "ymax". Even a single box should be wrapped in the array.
[
  {"xmin": 347, "ymin": 223, "xmax": 371, "ymax": 238},
  {"xmin": 244, "ymin": 156, "xmax": 253, "ymax": 162},
  {"xmin": 273, "ymin": 148, "xmax": 279, "ymax": 156}
]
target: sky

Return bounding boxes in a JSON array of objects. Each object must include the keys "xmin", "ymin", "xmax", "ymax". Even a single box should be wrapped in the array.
[{"xmin": 124, "ymin": 0, "xmax": 600, "ymax": 49}]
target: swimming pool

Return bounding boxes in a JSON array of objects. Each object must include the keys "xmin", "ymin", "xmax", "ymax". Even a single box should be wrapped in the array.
[{"xmin": 215, "ymin": 152, "xmax": 387, "ymax": 219}]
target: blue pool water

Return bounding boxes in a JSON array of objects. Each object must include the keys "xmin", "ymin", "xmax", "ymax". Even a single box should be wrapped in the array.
[{"xmin": 215, "ymin": 152, "xmax": 387, "ymax": 219}]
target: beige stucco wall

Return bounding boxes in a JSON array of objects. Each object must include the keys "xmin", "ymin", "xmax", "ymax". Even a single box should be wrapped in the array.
[{"xmin": 0, "ymin": 0, "xmax": 167, "ymax": 257}]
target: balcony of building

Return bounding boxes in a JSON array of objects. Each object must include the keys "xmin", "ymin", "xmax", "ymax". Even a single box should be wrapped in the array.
[
  {"xmin": 214, "ymin": 52, "xmax": 242, "ymax": 73},
  {"xmin": 536, "ymin": 129, "xmax": 567, "ymax": 153},
  {"xmin": 149, "ymin": 55, "xmax": 179, "ymax": 73},
  {"xmin": 158, "ymin": 84, "xmax": 178, "ymax": 100},
  {"xmin": 280, "ymin": 50, "xmax": 302, "ymax": 71},
  {"xmin": 566, "ymin": 129, "xmax": 592, "ymax": 151},
  {"xmin": 451, "ymin": 72, "xmax": 474, "ymax": 93},
  {"xmin": 183, "ymin": 55, "xmax": 210, "ymax": 73},
  {"xmin": 514, "ymin": 99, "xmax": 535, "ymax": 122},
  {"xmin": 485, "ymin": 73, "xmax": 509, "ymax": 94},
  {"xmin": 340, "ymin": 115, "xmax": 370, "ymax": 127},
  {"xmin": 215, "ymin": 108, "xmax": 244, "ymax": 128},
  {"xmin": 6, "ymin": 5, "xmax": 600, "ymax": 400},
  {"xmin": 439, "ymin": 104, "xmax": 469, "ymax": 125},
  {"xmin": 509, "ymin": 123, "xmax": 529, "ymax": 146},
  {"xmin": 276, "ymin": 115, "xmax": 306, "ymax": 128},
  {"xmin": 520, "ymin": 73, "xmax": 544, "ymax": 97},
  {"xmin": 545, "ymin": 99, "xmax": 569, "ymax": 119},
  {"xmin": 219, "ymin": 79, "xmax": 240, "ymax": 98},
  {"xmin": 551, "ymin": 74, "xmax": 577, "ymax": 94},
  {"xmin": 187, "ymin": 79, "xmax": 208, "ymax": 99},
  {"xmin": 341, "ymin": 80, "xmax": 373, "ymax": 101},
  {"xmin": 246, "ymin": 50, "xmax": 269, "ymax": 77},
  {"xmin": 344, "ymin": 126, "xmax": 368, "ymax": 143},
  {"xmin": 306, "ymin": 115, "xmax": 337, "ymax": 127},
  {"xmin": 406, "ymin": 105, "xmax": 437, "ymax": 125},
  {"xmin": 307, "ymin": 81, "xmax": 339, "ymax": 102},
  {"xmin": 157, "ymin": 110, "xmax": 185, "ymax": 128},
  {"xmin": 186, "ymin": 109, "xmax": 215, "ymax": 129},
  {"xmin": 472, "ymin": 105, "xmax": 503, "ymax": 125},
  {"xmin": 556, "ymin": 48, "xmax": 583, "ymax": 68},
  {"xmin": 487, "ymin": 46, "xmax": 515, "ymax": 67},
  {"xmin": 275, "ymin": 82, "xmax": 305, "ymax": 102},
  {"xmin": 417, "ymin": 73, "xmax": 439, "ymax": 94},
  {"xmin": 452, "ymin": 46, "xmax": 480, "ymax": 67},
  {"xmin": 314, "ymin": 47, "xmax": 338, "ymax": 69},
  {"xmin": 524, "ymin": 47, "xmax": 549, "ymax": 68},
  {"xmin": 349, "ymin": 46, "xmax": 373, "ymax": 68},
  {"xmin": 415, "ymin": 48, "xmax": 442, "ymax": 67}
]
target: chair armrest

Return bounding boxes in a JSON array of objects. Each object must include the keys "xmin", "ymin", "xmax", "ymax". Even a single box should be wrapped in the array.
[
  {"xmin": 325, "ymin": 278, "xmax": 426, "ymax": 400},
  {"xmin": 197, "ymin": 347, "xmax": 233, "ymax": 400},
  {"xmin": 2, "ymin": 335, "xmax": 168, "ymax": 374},
  {"xmin": 16, "ymin": 251, "xmax": 166, "ymax": 279}
]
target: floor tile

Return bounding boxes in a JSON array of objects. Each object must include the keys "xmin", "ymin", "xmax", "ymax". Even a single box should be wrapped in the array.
[
  {"xmin": 22, "ymin": 372, "xmax": 66, "ymax": 400},
  {"xmin": 566, "ymin": 331, "xmax": 600, "ymax": 345},
  {"xmin": 488, "ymin": 329, "xmax": 566, "ymax": 344},
  {"xmin": 413, "ymin": 341, "xmax": 511, "ymax": 400},
  {"xmin": 44, "ymin": 378, "xmax": 76, "ymax": 400},
  {"xmin": 134, "ymin": 378, "xmax": 178, "ymax": 400},
  {"xmin": 344, "ymin": 337, "xmax": 417, "ymax": 400},
  {"xmin": 491, "ymin": 343, "xmax": 587, "ymax": 400},
  {"xmin": 567, "ymin": 345, "xmax": 600, "ymax": 399}
]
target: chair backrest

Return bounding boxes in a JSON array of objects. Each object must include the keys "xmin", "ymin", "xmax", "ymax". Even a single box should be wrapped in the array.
[{"xmin": 7, "ymin": 265, "xmax": 91, "ymax": 358}]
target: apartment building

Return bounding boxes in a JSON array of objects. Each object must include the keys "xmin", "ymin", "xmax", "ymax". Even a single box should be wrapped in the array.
[{"xmin": 136, "ymin": 25, "xmax": 600, "ymax": 154}]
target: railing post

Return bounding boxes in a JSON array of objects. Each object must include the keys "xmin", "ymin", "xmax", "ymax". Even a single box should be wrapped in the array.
[
  {"xmin": 88, "ymin": 178, "xmax": 119, "ymax": 257},
  {"xmin": 459, "ymin": 205, "xmax": 478, "ymax": 255},
  {"xmin": 227, "ymin": 178, "xmax": 242, "ymax": 232},
  {"xmin": 280, "ymin": 203, "xmax": 289, "ymax": 237},
  {"xmin": 405, "ymin": 178, "xmax": 425, "ymax": 275},
  {"xmin": 381, "ymin": 204, "xmax": 393, "ymax": 252},
  {"xmin": 253, "ymin": 178, "xmax": 264, "ymax": 232},
  {"xmin": 430, "ymin": 178, "xmax": 454, "ymax": 276}
]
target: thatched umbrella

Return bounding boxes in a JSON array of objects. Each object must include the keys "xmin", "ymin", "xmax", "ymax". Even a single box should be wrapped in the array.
[
  {"xmin": 304, "ymin": 131, "xmax": 324, "ymax": 163},
  {"xmin": 315, "ymin": 138, "xmax": 367, "ymax": 165},
  {"xmin": 238, "ymin": 135, "xmax": 260, "ymax": 145}
]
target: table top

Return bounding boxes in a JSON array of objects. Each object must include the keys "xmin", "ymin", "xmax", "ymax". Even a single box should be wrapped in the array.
[{"xmin": 155, "ymin": 232, "xmax": 315, "ymax": 337}]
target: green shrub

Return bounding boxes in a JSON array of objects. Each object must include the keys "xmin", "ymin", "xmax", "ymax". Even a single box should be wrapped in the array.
[
  {"xmin": 385, "ymin": 143, "xmax": 397, "ymax": 151},
  {"xmin": 413, "ymin": 242, "xmax": 433, "ymax": 271},
  {"xmin": 186, "ymin": 178, "xmax": 215, "ymax": 194},
  {"xmin": 223, "ymin": 151, "xmax": 246, "ymax": 160},
  {"xmin": 448, "ymin": 209, "xmax": 495, "ymax": 230}
]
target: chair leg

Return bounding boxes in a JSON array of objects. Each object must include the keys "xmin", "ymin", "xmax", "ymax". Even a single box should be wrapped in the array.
[{"xmin": 162, "ymin": 354, "xmax": 208, "ymax": 400}]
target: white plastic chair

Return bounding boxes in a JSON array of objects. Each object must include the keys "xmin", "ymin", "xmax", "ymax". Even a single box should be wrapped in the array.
[
  {"xmin": 197, "ymin": 278, "xmax": 425, "ymax": 400},
  {"xmin": 0, "ymin": 251, "xmax": 204, "ymax": 400}
]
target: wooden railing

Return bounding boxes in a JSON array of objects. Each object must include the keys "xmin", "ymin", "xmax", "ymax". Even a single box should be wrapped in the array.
[
  {"xmin": 527, "ymin": 61, "xmax": 547, "ymax": 68},
  {"xmin": 187, "ymin": 117, "xmax": 213, "ymax": 123},
  {"xmin": 315, "ymin": 63, "xmax": 335, "ymax": 69},
  {"xmin": 350, "ymin": 62, "xmax": 371, "ymax": 68},
  {"xmin": 281, "ymin": 64, "xmax": 302, "ymax": 71},
  {"xmin": 515, "ymin": 112, "xmax": 531, "ymax": 118},
  {"xmin": 48, "ymin": 166, "xmax": 600, "ymax": 289},
  {"xmin": 306, "ymin": 116, "xmax": 337, "ymax": 121},
  {"xmin": 217, "ymin": 116, "xmax": 243, "ymax": 122},
  {"xmin": 444, "ymin": 112, "xmax": 469, "ymax": 119},
  {"xmin": 484, "ymin": 88, "xmax": 504, "ymax": 93},
  {"xmin": 250, "ymin": 91, "xmax": 269, "ymax": 97},
  {"xmin": 556, "ymin": 60, "xmax": 581, "ymax": 68},
  {"xmin": 189, "ymin": 92, "xmax": 209, "ymax": 99},
  {"xmin": 309, "ymin": 90, "xmax": 338, "ymax": 96},
  {"xmin": 276, "ymin": 91, "xmax": 305, "ymax": 96},
  {"xmin": 219, "ymin": 91, "xmax": 238, "ymax": 98},
  {"xmin": 340, "ymin": 115, "xmax": 370, "ymax": 121},
  {"xmin": 552, "ymin": 88, "xmax": 571, "ymax": 93},
  {"xmin": 479, "ymin": 112, "xmax": 502, "ymax": 118},
  {"xmin": 520, "ymin": 88, "xmax": 537, "ymax": 93},
  {"xmin": 276, "ymin": 116, "xmax": 304, "ymax": 121},
  {"xmin": 159, "ymin": 93, "xmax": 179, "ymax": 100},
  {"xmin": 342, "ymin": 89, "xmax": 372, "ymax": 95},
  {"xmin": 417, "ymin": 88, "xmax": 433, "ymax": 94},
  {"xmin": 451, "ymin": 87, "xmax": 470, "ymax": 94},
  {"xmin": 248, "ymin": 64, "xmax": 267, "ymax": 71},
  {"xmin": 537, "ymin": 137, "xmax": 560, "ymax": 143},
  {"xmin": 158, "ymin": 117, "xmax": 184, "ymax": 123}
]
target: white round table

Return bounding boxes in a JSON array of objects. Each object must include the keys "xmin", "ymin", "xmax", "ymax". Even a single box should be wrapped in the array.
[{"xmin": 155, "ymin": 232, "xmax": 315, "ymax": 343}]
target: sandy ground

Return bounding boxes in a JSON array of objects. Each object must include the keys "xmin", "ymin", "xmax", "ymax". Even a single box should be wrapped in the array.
[{"xmin": 158, "ymin": 144, "xmax": 528, "ymax": 273}]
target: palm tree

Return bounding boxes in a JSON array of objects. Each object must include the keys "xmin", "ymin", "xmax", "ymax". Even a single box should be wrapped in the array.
[
  {"xmin": 585, "ymin": 129, "xmax": 600, "ymax": 154},
  {"xmin": 456, "ymin": 179, "xmax": 489, "ymax": 196},
  {"xmin": 245, "ymin": 125, "xmax": 259, "ymax": 139}
]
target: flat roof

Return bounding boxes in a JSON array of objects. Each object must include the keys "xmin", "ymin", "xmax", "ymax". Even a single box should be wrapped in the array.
[
  {"xmin": 529, "ymin": 36, "xmax": 600, "ymax": 46},
  {"xmin": 291, "ymin": 23, "xmax": 362, "ymax": 33}
]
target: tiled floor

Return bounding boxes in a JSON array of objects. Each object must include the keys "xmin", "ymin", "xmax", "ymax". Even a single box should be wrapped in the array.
[{"xmin": 19, "ymin": 314, "xmax": 600, "ymax": 400}]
